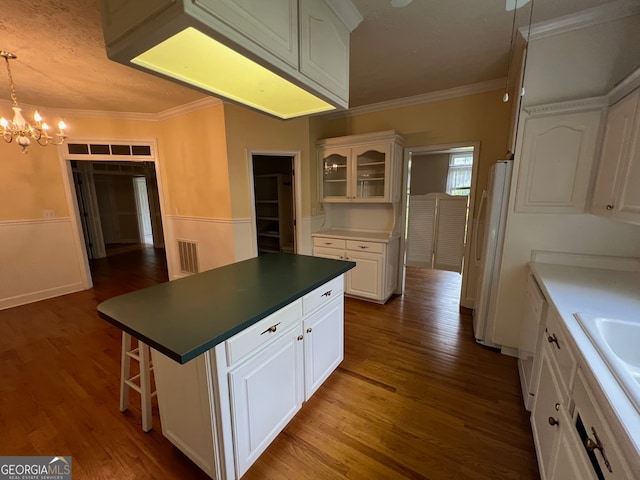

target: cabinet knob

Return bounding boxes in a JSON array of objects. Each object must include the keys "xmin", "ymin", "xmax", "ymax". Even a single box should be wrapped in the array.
[
  {"xmin": 606, "ymin": 204, "xmax": 614, "ymax": 210},
  {"xmin": 547, "ymin": 332, "xmax": 560, "ymax": 349},
  {"xmin": 548, "ymin": 416, "xmax": 559, "ymax": 427},
  {"xmin": 297, "ymin": 335, "xmax": 304, "ymax": 341},
  {"xmin": 306, "ymin": 327, "xmax": 313, "ymax": 333}
]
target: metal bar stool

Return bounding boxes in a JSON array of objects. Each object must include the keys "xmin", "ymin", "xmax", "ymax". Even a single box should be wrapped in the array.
[{"xmin": 120, "ymin": 332, "xmax": 156, "ymax": 432}]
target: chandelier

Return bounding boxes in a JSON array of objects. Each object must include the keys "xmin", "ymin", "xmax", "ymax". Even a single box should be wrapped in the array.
[{"xmin": 1, "ymin": 51, "xmax": 67, "ymax": 153}]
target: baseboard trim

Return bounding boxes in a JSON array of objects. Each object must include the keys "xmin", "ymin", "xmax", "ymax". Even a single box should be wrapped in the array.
[{"xmin": 0, "ymin": 282, "xmax": 85, "ymax": 311}]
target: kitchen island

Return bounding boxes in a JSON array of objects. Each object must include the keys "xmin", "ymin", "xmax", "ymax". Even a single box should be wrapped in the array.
[{"xmin": 98, "ymin": 253, "xmax": 355, "ymax": 479}]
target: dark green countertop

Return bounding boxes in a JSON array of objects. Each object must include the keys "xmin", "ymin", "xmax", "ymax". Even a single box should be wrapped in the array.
[{"xmin": 97, "ymin": 253, "xmax": 355, "ymax": 364}]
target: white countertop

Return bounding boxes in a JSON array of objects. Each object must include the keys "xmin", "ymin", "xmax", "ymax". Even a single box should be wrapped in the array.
[
  {"xmin": 312, "ymin": 229, "xmax": 399, "ymax": 243},
  {"xmin": 529, "ymin": 262, "xmax": 640, "ymax": 464}
]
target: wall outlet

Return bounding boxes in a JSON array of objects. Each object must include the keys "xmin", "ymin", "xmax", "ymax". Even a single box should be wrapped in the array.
[{"xmin": 43, "ymin": 210, "xmax": 55, "ymax": 219}]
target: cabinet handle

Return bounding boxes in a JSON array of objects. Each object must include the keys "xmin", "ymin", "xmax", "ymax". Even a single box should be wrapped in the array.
[
  {"xmin": 261, "ymin": 322, "xmax": 281, "ymax": 335},
  {"xmin": 358, "ymin": 245, "xmax": 369, "ymax": 249},
  {"xmin": 585, "ymin": 427, "xmax": 613, "ymax": 473},
  {"xmin": 606, "ymin": 204, "xmax": 614, "ymax": 210},
  {"xmin": 548, "ymin": 416, "xmax": 559, "ymax": 427},
  {"xmin": 547, "ymin": 332, "xmax": 560, "ymax": 349},
  {"xmin": 307, "ymin": 327, "xmax": 313, "ymax": 333},
  {"xmin": 321, "ymin": 290, "xmax": 332, "ymax": 297},
  {"xmin": 324, "ymin": 242, "xmax": 333, "ymax": 245},
  {"xmin": 297, "ymin": 335, "xmax": 304, "ymax": 341}
]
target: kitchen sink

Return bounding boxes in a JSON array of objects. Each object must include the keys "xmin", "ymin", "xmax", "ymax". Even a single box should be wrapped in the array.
[{"xmin": 574, "ymin": 313, "xmax": 640, "ymax": 414}]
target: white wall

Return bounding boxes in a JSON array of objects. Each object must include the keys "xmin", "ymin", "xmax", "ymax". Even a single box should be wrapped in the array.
[{"xmin": 0, "ymin": 219, "xmax": 85, "ymax": 309}]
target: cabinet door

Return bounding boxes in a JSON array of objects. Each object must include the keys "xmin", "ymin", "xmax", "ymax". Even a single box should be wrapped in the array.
[
  {"xmin": 614, "ymin": 90, "xmax": 640, "ymax": 224},
  {"xmin": 304, "ymin": 296, "xmax": 344, "ymax": 399},
  {"xmin": 321, "ymin": 147, "xmax": 350, "ymax": 201},
  {"xmin": 345, "ymin": 250, "xmax": 383, "ymax": 300},
  {"xmin": 591, "ymin": 91, "xmax": 639, "ymax": 216},
  {"xmin": 299, "ymin": 0, "xmax": 349, "ymax": 102},
  {"xmin": 352, "ymin": 143, "xmax": 392, "ymax": 201},
  {"xmin": 532, "ymin": 346, "xmax": 563, "ymax": 479},
  {"xmin": 229, "ymin": 324, "xmax": 304, "ymax": 477},
  {"xmin": 548, "ymin": 408, "xmax": 596, "ymax": 480},
  {"xmin": 193, "ymin": 0, "xmax": 298, "ymax": 68},
  {"xmin": 515, "ymin": 110, "xmax": 602, "ymax": 213}
]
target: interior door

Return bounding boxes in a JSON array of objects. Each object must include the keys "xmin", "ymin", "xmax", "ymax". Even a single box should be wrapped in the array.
[{"xmin": 433, "ymin": 195, "xmax": 468, "ymax": 272}]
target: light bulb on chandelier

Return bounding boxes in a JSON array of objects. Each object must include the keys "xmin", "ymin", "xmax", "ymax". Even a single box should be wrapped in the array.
[{"xmin": 0, "ymin": 51, "xmax": 68, "ymax": 153}]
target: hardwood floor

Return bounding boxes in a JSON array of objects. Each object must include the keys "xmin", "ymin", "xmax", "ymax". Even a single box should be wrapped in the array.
[{"xmin": 0, "ymin": 250, "xmax": 539, "ymax": 479}]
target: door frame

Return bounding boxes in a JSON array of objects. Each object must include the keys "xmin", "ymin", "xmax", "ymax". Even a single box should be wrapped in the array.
[
  {"xmin": 247, "ymin": 150, "xmax": 302, "ymax": 257},
  {"xmin": 57, "ymin": 137, "xmax": 169, "ymax": 289},
  {"xmin": 398, "ymin": 141, "xmax": 480, "ymax": 309}
]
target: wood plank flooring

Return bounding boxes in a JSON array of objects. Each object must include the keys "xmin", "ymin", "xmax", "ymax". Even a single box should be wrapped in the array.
[{"xmin": 0, "ymin": 249, "xmax": 539, "ymax": 479}]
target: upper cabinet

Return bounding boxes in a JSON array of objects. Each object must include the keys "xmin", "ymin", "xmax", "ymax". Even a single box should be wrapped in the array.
[
  {"xmin": 100, "ymin": 0, "xmax": 362, "ymax": 117},
  {"xmin": 299, "ymin": 0, "xmax": 350, "ymax": 102},
  {"xmin": 515, "ymin": 106, "xmax": 603, "ymax": 213},
  {"xmin": 591, "ymin": 88, "xmax": 640, "ymax": 225},
  {"xmin": 319, "ymin": 131, "xmax": 405, "ymax": 203}
]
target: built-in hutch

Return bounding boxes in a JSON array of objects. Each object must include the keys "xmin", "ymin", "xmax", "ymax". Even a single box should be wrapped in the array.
[{"xmin": 314, "ymin": 131, "xmax": 405, "ymax": 303}]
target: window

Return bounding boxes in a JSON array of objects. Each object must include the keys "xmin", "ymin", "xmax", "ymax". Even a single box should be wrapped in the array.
[{"xmin": 446, "ymin": 153, "xmax": 473, "ymax": 196}]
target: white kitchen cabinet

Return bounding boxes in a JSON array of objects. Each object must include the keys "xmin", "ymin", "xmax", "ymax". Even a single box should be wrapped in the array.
[
  {"xmin": 547, "ymin": 406, "xmax": 595, "ymax": 480},
  {"xmin": 591, "ymin": 88, "xmax": 640, "ymax": 225},
  {"xmin": 572, "ymin": 370, "xmax": 635, "ymax": 479},
  {"xmin": 228, "ymin": 322, "xmax": 304, "ymax": 477},
  {"xmin": 319, "ymin": 131, "xmax": 405, "ymax": 203},
  {"xmin": 303, "ymin": 295, "xmax": 344, "ymax": 399},
  {"xmin": 313, "ymin": 235, "xmax": 399, "ymax": 303},
  {"xmin": 100, "ymin": 0, "xmax": 357, "ymax": 112},
  {"xmin": 150, "ymin": 273, "xmax": 347, "ymax": 480},
  {"xmin": 527, "ymin": 264, "xmax": 639, "ymax": 480},
  {"xmin": 515, "ymin": 109, "xmax": 602, "ymax": 213},
  {"xmin": 532, "ymin": 346, "xmax": 564, "ymax": 479},
  {"xmin": 299, "ymin": 0, "xmax": 349, "ymax": 102}
]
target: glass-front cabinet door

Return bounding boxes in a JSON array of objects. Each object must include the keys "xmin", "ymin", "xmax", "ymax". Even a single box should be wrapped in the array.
[
  {"xmin": 321, "ymin": 148, "xmax": 350, "ymax": 200},
  {"xmin": 352, "ymin": 143, "xmax": 391, "ymax": 201}
]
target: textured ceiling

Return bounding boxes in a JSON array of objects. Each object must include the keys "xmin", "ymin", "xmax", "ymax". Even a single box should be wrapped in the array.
[{"xmin": 0, "ymin": 0, "xmax": 631, "ymax": 115}]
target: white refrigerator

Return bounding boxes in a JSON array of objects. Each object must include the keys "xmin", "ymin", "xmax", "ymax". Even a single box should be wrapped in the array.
[{"xmin": 473, "ymin": 160, "xmax": 513, "ymax": 347}]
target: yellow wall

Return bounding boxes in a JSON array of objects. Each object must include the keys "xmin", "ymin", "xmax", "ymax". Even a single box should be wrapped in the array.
[
  {"xmin": 314, "ymin": 89, "xmax": 512, "ymax": 214},
  {"xmin": 222, "ymin": 103, "xmax": 312, "ymax": 218},
  {"xmin": 158, "ymin": 104, "xmax": 231, "ymax": 218},
  {"xmin": 0, "ymin": 104, "xmax": 231, "ymax": 222},
  {"xmin": 0, "ymin": 140, "xmax": 69, "ymax": 221}
]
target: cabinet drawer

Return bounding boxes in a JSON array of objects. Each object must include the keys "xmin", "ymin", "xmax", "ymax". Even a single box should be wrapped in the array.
[
  {"xmin": 346, "ymin": 240, "xmax": 383, "ymax": 254},
  {"xmin": 573, "ymin": 370, "xmax": 633, "ymax": 479},
  {"xmin": 225, "ymin": 300, "xmax": 302, "ymax": 365},
  {"xmin": 313, "ymin": 237, "xmax": 346, "ymax": 249},
  {"xmin": 544, "ymin": 309, "xmax": 576, "ymax": 399},
  {"xmin": 302, "ymin": 275, "xmax": 343, "ymax": 316}
]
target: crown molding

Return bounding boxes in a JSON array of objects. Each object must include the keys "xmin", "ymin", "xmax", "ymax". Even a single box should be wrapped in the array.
[
  {"xmin": 0, "ymin": 96, "xmax": 223, "ymax": 122},
  {"xmin": 524, "ymin": 96, "xmax": 608, "ymax": 117},
  {"xmin": 609, "ymin": 65, "xmax": 640, "ymax": 104},
  {"xmin": 520, "ymin": 0, "xmax": 640, "ymax": 41},
  {"xmin": 328, "ymin": 78, "xmax": 505, "ymax": 118},
  {"xmin": 324, "ymin": 0, "xmax": 363, "ymax": 32}
]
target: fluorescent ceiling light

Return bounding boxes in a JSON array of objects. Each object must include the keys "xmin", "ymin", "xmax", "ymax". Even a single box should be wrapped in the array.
[{"xmin": 132, "ymin": 27, "xmax": 336, "ymax": 119}]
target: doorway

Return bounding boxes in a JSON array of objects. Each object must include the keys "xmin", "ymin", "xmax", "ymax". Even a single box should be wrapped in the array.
[
  {"xmin": 249, "ymin": 152, "xmax": 300, "ymax": 256},
  {"xmin": 71, "ymin": 160, "xmax": 165, "ymax": 260},
  {"xmin": 60, "ymin": 140, "xmax": 169, "ymax": 290},
  {"xmin": 399, "ymin": 143, "xmax": 480, "ymax": 310}
]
